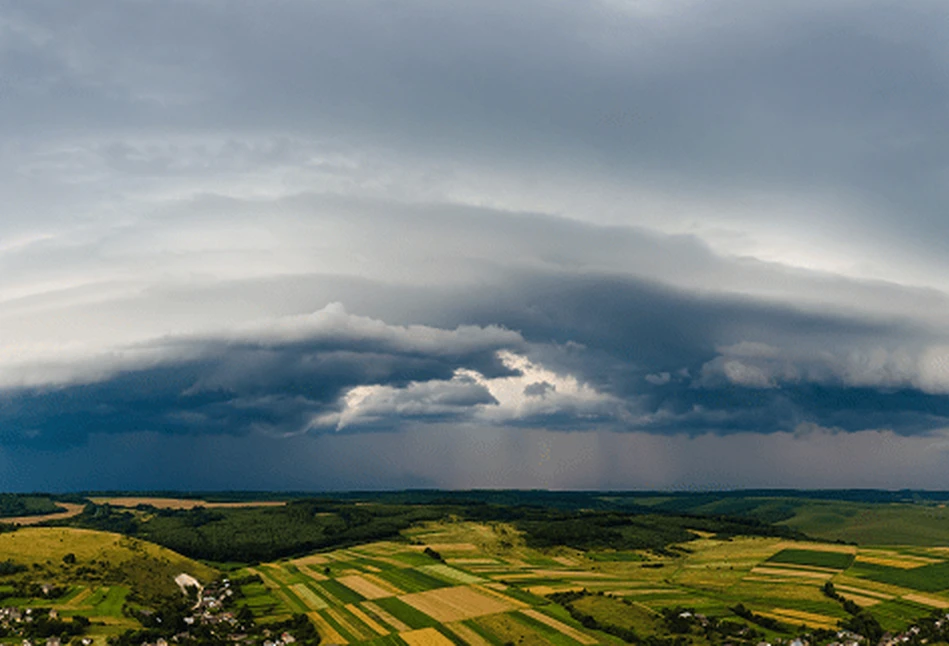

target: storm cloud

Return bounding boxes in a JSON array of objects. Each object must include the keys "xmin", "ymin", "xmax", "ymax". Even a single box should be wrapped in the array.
[{"xmin": 2, "ymin": 0, "xmax": 949, "ymax": 489}]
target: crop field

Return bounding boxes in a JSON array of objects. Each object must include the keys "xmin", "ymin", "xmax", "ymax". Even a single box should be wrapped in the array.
[{"xmin": 237, "ymin": 520, "xmax": 949, "ymax": 645}]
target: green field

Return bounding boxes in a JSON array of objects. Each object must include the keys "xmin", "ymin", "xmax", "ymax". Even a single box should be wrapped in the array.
[{"xmin": 766, "ymin": 548, "xmax": 855, "ymax": 569}]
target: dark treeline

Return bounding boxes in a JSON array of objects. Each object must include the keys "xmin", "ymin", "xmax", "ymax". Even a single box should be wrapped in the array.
[
  {"xmin": 65, "ymin": 498, "xmax": 806, "ymax": 564},
  {"xmin": 0, "ymin": 494, "xmax": 63, "ymax": 518}
]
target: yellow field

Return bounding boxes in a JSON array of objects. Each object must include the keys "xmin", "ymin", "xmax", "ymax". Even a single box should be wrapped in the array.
[
  {"xmin": 400, "ymin": 586, "xmax": 518, "ymax": 622},
  {"xmin": 346, "ymin": 604, "xmax": 388, "ymax": 636},
  {"xmin": 291, "ymin": 583, "xmax": 328, "ymax": 609},
  {"xmin": 400, "ymin": 627, "xmax": 455, "ymax": 646},
  {"xmin": 903, "ymin": 593, "xmax": 949, "ymax": 609},
  {"xmin": 855, "ymin": 554, "xmax": 939, "ymax": 569},
  {"xmin": 750, "ymin": 566, "xmax": 832, "ymax": 580}
]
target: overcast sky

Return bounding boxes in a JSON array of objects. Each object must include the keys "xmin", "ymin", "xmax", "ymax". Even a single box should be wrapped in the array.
[{"xmin": 2, "ymin": 0, "xmax": 949, "ymax": 491}]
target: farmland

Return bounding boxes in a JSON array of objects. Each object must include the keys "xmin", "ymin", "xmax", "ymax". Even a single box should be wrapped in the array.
[{"xmin": 232, "ymin": 520, "xmax": 949, "ymax": 646}]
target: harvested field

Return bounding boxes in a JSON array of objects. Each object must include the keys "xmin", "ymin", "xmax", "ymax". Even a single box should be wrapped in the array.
[
  {"xmin": 399, "ymin": 585, "xmax": 517, "ymax": 622},
  {"xmin": 308, "ymin": 611, "xmax": 348, "ymax": 645},
  {"xmin": 399, "ymin": 627, "xmax": 455, "ymax": 646},
  {"xmin": 4, "ymin": 502, "xmax": 86, "ymax": 525},
  {"xmin": 519, "ymin": 609, "xmax": 597, "ymax": 645},
  {"xmin": 472, "ymin": 584, "xmax": 529, "ymax": 608},
  {"xmin": 362, "ymin": 602, "xmax": 411, "ymax": 632},
  {"xmin": 337, "ymin": 575, "xmax": 395, "ymax": 600},
  {"xmin": 426, "ymin": 543, "xmax": 478, "ymax": 552},
  {"xmin": 361, "ymin": 573, "xmax": 405, "ymax": 596},
  {"xmin": 527, "ymin": 585, "xmax": 584, "ymax": 596},
  {"xmin": 902, "ymin": 594, "xmax": 949, "ymax": 609}
]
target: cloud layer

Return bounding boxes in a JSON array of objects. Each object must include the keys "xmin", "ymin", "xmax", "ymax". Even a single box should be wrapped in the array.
[{"xmin": 2, "ymin": 0, "xmax": 949, "ymax": 489}]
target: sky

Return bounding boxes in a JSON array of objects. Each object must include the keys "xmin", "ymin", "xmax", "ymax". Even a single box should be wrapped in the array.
[{"xmin": 2, "ymin": 0, "xmax": 949, "ymax": 491}]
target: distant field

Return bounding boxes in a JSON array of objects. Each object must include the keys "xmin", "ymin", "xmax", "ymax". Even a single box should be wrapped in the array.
[
  {"xmin": 3, "ymin": 502, "xmax": 85, "ymax": 525},
  {"xmin": 779, "ymin": 501, "xmax": 949, "ymax": 546},
  {"xmin": 89, "ymin": 497, "xmax": 286, "ymax": 509}
]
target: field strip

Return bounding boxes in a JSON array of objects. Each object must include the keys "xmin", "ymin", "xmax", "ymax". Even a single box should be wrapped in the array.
[
  {"xmin": 834, "ymin": 585, "xmax": 894, "ymax": 600},
  {"xmin": 326, "ymin": 607, "xmax": 372, "ymax": 641},
  {"xmin": 294, "ymin": 554, "xmax": 330, "ymax": 566},
  {"xmin": 520, "ymin": 609, "xmax": 598, "ymax": 645},
  {"xmin": 400, "ymin": 585, "xmax": 517, "ymax": 622},
  {"xmin": 274, "ymin": 587, "xmax": 307, "ymax": 613},
  {"xmin": 66, "ymin": 587, "xmax": 95, "ymax": 608},
  {"xmin": 473, "ymin": 584, "xmax": 530, "ymax": 607},
  {"xmin": 301, "ymin": 566, "xmax": 329, "ymax": 581},
  {"xmin": 449, "ymin": 558, "xmax": 500, "ymax": 565},
  {"xmin": 346, "ymin": 603, "xmax": 389, "ymax": 635},
  {"xmin": 248, "ymin": 567, "xmax": 283, "ymax": 589},
  {"xmin": 751, "ymin": 567, "xmax": 831, "ymax": 579},
  {"xmin": 767, "ymin": 608, "xmax": 839, "ymax": 626},
  {"xmin": 903, "ymin": 594, "xmax": 949, "ymax": 609},
  {"xmin": 361, "ymin": 572, "xmax": 404, "ymax": 596},
  {"xmin": 419, "ymin": 564, "xmax": 484, "ymax": 584},
  {"xmin": 291, "ymin": 583, "xmax": 328, "ymax": 610},
  {"xmin": 527, "ymin": 585, "xmax": 585, "ymax": 595},
  {"xmin": 400, "ymin": 627, "xmax": 456, "ymax": 646},
  {"xmin": 758, "ymin": 611, "xmax": 835, "ymax": 630},
  {"xmin": 620, "ymin": 588, "xmax": 683, "ymax": 595},
  {"xmin": 337, "ymin": 574, "xmax": 395, "ymax": 600},
  {"xmin": 773, "ymin": 542, "xmax": 856, "ymax": 554},
  {"xmin": 855, "ymin": 555, "xmax": 938, "ymax": 569},
  {"xmin": 532, "ymin": 569, "xmax": 610, "ymax": 579},
  {"xmin": 425, "ymin": 543, "xmax": 478, "ymax": 552},
  {"xmin": 445, "ymin": 622, "xmax": 493, "ymax": 646},
  {"xmin": 308, "ymin": 612, "xmax": 348, "ymax": 645},
  {"xmin": 552, "ymin": 556, "xmax": 580, "ymax": 566},
  {"xmin": 310, "ymin": 582, "xmax": 344, "ymax": 606},
  {"xmin": 838, "ymin": 592, "xmax": 882, "ymax": 607},
  {"xmin": 762, "ymin": 563, "xmax": 843, "ymax": 574},
  {"xmin": 362, "ymin": 601, "xmax": 411, "ymax": 632}
]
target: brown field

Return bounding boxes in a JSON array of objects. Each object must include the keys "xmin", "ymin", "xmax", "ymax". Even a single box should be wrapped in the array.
[
  {"xmin": 400, "ymin": 627, "xmax": 455, "ymax": 646},
  {"xmin": 445, "ymin": 622, "xmax": 493, "ymax": 646},
  {"xmin": 4, "ymin": 503, "xmax": 85, "ymax": 525},
  {"xmin": 308, "ymin": 612, "xmax": 347, "ymax": 645},
  {"xmin": 526, "ymin": 585, "xmax": 584, "ymax": 596},
  {"xmin": 520, "ymin": 609, "xmax": 598, "ymax": 645},
  {"xmin": 360, "ymin": 573, "xmax": 404, "ymax": 596},
  {"xmin": 425, "ymin": 543, "xmax": 479, "ymax": 552},
  {"xmin": 472, "ymin": 584, "xmax": 529, "ymax": 608},
  {"xmin": 361, "ymin": 602, "xmax": 411, "ymax": 632},
  {"xmin": 400, "ymin": 586, "xmax": 518, "ymax": 622},
  {"xmin": 294, "ymin": 554, "xmax": 331, "ymax": 566},
  {"xmin": 89, "ymin": 497, "xmax": 285, "ymax": 509},
  {"xmin": 336, "ymin": 575, "xmax": 394, "ymax": 600},
  {"xmin": 903, "ymin": 594, "xmax": 949, "ymax": 609}
]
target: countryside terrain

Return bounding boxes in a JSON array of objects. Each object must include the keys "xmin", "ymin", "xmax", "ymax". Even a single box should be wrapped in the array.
[{"xmin": 3, "ymin": 492, "xmax": 949, "ymax": 646}]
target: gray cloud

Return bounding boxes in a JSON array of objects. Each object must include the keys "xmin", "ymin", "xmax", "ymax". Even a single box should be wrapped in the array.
[{"xmin": 2, "ymin": 0, "xmax": 948, "ymax": 488}]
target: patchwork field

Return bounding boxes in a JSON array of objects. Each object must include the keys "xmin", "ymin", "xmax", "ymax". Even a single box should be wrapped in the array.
[{"xmin": 239, "ymin": 521, "xmax": 949, "ymax": 645}]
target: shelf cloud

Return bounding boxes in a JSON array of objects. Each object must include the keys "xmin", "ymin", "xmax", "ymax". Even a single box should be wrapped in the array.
[{"xmin": 3, "ymin": 0, "xmax": 949, "ymax": 488}]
